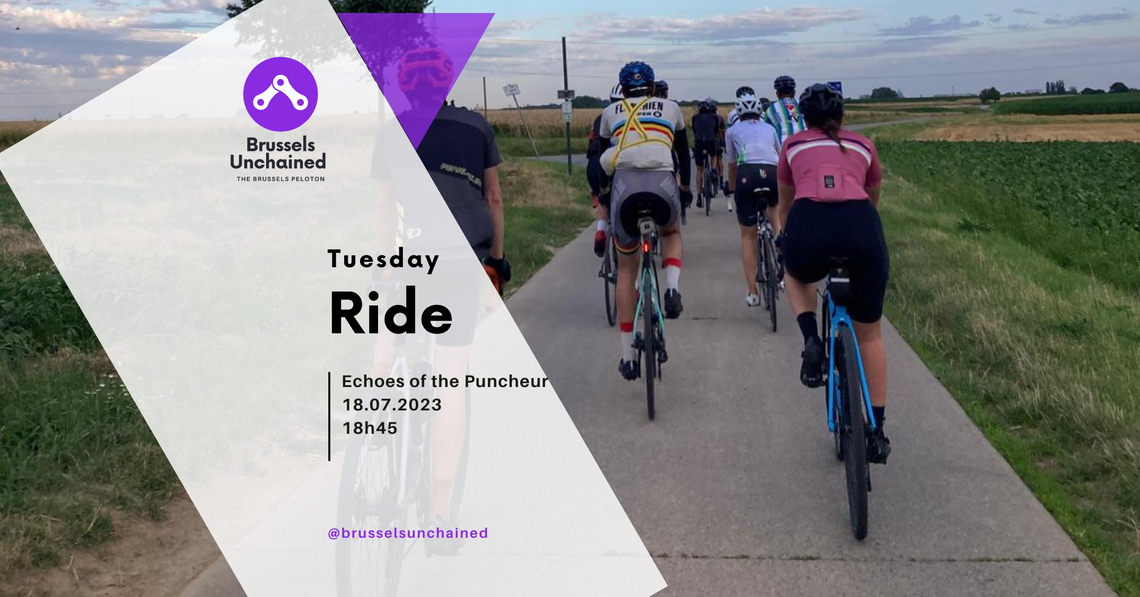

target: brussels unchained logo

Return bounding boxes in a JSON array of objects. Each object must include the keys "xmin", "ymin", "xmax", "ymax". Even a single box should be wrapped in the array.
[{"xmin": 243, "ymin": 57, "xmax": 318, "ymax": 132}]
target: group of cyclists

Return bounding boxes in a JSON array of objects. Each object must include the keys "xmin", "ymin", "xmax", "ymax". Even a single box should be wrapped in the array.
[{"xmin": 585, "ymin": 62, "xmax": 892, "ymax": 465}]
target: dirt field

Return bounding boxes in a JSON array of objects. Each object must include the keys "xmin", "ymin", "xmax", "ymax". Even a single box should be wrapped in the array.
[
  {"xmin": 0, "ymin": 491, "xmax": 220, "ymax": 597},
  {"xmin": 916, "ymin": 114, "xmax": 1140, "ymax": 142}
]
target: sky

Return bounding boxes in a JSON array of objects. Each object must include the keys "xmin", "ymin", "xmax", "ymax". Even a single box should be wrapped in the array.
[{"xmin": 1, "ymin": 0, "xmax": 1138, "ymax": 119}]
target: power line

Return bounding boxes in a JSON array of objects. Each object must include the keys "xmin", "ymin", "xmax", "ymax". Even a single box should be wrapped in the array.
[
  {"xmin": 482, "ymin": 17, "xmax": 1137, "ymax": 49},
  {"xmin": 464, "ymin": 58, "xmax": 1140, "ymax": 83}
]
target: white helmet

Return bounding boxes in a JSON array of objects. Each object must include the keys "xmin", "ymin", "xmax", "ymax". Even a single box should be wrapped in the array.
[
  {"xmin": 610, "ymin": 83, "xmax": 624, "ymax": 101},
  {"xmin": 735, "ymin": 93, "xmax": 762, "ymax": 117}
]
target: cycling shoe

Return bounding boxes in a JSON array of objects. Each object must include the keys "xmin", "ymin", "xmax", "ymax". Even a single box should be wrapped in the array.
[
  {"xmin": 867, "ymin": 428, "xmax": 891, "ymax": 464},
  {"xmin": 664, "ymin": 289, "xmax": 683, "ymax": 319},
  {"xmin": 619, "ymin": 358, "xmax": 641, "ymax": 381},
  {"xmin": 800, "ymin": 336, "xmax": 824, "ymax": 388}
]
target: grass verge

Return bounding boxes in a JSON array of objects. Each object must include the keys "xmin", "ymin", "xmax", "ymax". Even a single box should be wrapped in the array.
[
  {"xmin": 498, "ymin": 135, "xmax": 589, "ymax": 158},
  {"xmin": 498, "ymin": 158, "xmax": 594, "ymax": 291},
  {"xmin": 879, "ymin": 157, "xmax": 1140, "ymax": 595}
]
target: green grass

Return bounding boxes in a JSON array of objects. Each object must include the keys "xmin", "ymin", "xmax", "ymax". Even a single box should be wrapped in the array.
[
  {"xmin": 879, "ymin": 144, "xmax": 1140, "ymax": 595},
  {"xmin": 0, "ymin": 181, "xmax": 179, "ymax": 575},
  {"xmin": 498, "ymin": 158, "xmax": 594, "ymax": 291},
  {"xmin": 993, "ymin": 92, "xmax": 1140, "ymax": 115},
  {"xmin": 498, "ymin": 135, "xmax": 589, "ymax": 158}
]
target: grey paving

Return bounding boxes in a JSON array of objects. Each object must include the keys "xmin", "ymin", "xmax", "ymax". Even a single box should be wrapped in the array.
[{"xmin": 504, "ymin": 178, "xmax": 1115, "ymax": 595}]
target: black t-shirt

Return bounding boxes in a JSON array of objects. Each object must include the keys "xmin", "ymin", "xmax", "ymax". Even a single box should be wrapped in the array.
[
  {"xmin": 587, "ymin": 114, "xmax": 606, "ymax": 160},
  {"xmin": 372, "ymin": 105, "xmax": 502, "ymax": 260},
  {"xmin": 691, "ymin": 111, "xmax": 721, "ymax": 142}
]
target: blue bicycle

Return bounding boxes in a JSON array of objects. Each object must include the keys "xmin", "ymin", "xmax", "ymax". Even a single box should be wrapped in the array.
[
  {"xmin": 632, "ymin": 214, "xmax": 667, "ymax": 420},
  {"xmin": 820, "ymin": 259, "xmax": 879, "ymax": 540}
]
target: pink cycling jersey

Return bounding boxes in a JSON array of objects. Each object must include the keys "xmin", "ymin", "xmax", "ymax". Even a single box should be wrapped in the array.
[{"xmin": 776, "ymin": 129, "xmax": 882, "ymax": 202}]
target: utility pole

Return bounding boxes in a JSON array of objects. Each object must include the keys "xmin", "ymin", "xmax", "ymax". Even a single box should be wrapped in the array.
[
  {"xmin": 482, "ymin": 77, "xmax": 488, "ymax": 119},
  {"xmin": 561, "ymin": 36, "xmax": 572, "ymax": 177}
]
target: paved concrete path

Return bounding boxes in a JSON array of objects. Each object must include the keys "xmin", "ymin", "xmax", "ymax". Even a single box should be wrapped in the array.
[{"xmin": 504, "ymin": 179, "xmax": 1115, "ymax": 596}]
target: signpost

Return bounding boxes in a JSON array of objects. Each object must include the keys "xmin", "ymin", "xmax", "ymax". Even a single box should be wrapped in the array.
[
  {"xmin": 827, "ymin": 81, "xmax": 844, "ymax": 96},
  {"xmin": 504, "ymin": 83, "xmax": 539, "ymax": 158},
  {"xmin": 560, "ymin": 37, "xmax": 573, "ymax": 176}
]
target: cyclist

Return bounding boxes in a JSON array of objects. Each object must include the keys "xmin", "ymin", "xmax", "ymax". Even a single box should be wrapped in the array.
[
  {"xmin": 724, "ymin": 93, "xmax": 780, "ymax": 307},
  {"xmin": 725, "ymin": 85, "xmax": 755, "ymax": 128},
  {"xmin": 765, "ymin": 75, "xmax": 806, "ymax": 147},
  {"xmin": 371, "ymin": 46, "xmax": 511, "ymax": 554},
  {"xmin": 776, "ymin": 83, "xmax": 890, "ymax": 464},
  {"xmin": 599, "ymin": 61, "xmax": 691, "ymax": 381},
  {"xmin": 588, "ymin": 84, "xmax": 625, "ymax": 256},
  {"xmin": 691, "ymin": 98, "xmax": 724, "ymax": 209}
]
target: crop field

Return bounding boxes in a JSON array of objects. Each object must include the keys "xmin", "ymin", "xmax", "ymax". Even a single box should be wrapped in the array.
[
  {"xmin": 878, "ymin": 140, "xmax": 1140, "ymax": 593},
  {"xmin": 0, "ymin": 121, "xmax": 50, "ymax": 153},
  {"xmin": 993, "ymin": 92, "xmax": 1140, "ymax": 116}
]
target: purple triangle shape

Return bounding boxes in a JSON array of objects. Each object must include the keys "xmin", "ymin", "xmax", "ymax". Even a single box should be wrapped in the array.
[{"xmin": 340, "ymin": 12, "xmax": 493, "ymax": 148}]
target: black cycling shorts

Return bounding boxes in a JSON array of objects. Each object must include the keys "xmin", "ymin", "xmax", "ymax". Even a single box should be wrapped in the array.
[
  {"xmin": 733, "ymin": 163, "xmax": 777, "ymax": 227},
  {"xmin": 586, "ymin": 156, "xmax": 609, "ymax": 201},
  {"xmin": 693, "ymin": 140, "xmax": 719, "ymax": 167},
  {"xmin": 782, "ymin": 199, "xmax": 890, "ymax": 323}
]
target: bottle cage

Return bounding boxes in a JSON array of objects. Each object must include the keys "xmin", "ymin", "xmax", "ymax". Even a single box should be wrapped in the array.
[{"xmin": 609, "ymin": 96, "xmax": 674, "ymax": 172}]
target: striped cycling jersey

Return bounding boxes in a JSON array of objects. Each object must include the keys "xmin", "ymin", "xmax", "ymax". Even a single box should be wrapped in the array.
[
  {"xmin": 763, "ymin": 97, "xmax": 807, "ymax": 146},
  {"xmin": 725, "ymin": 118, "xmax": 779, "ymax": 166},
  {"xmin": 598, "ymin": 96, "xmax": 686, "ymax": 174},
  {"xmin": 777, "ymin": 128, "xmax": 881, "ymax": 203}
]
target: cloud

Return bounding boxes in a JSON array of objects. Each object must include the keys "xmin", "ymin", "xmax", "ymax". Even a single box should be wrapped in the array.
[
  {"xmin": 880, "ymin": 15, "xmax": 982, "ymax": 36},
  {"xmin": 152, "ymin": 0, "xmax": 229, "ymax": 15},
  {"xmin": 1006, "ymin": 23, "xmax": 1031, "ymax": 30},
  {"xmin": 1012, "ymin": 9, "xmax": 1039, "ymax": 15},
  {"xmin": 485, "ymin": 17, "xmax": 555, "ymax": 36},
  {"xmin": 985, "ymin": 13, "xmax": 1002, "ymax": 23},
  {"xmin": 575, "ymin": 7, "xmax": 863, "ymax": 42},
  {"xmin": 0, "ymin": 4, "xmax": 109, "ymax": 31},
  {"xmin": 1043, "ymin": 12, "xmax": 1131, "ymax": 26}
]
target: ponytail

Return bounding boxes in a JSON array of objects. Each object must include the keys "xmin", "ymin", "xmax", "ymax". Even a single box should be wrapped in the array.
[{"xmin": 819, "ymin": 119, "xmax": 846, "ymax": 153}]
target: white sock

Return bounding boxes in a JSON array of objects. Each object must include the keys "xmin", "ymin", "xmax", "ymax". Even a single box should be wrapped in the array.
[
  {"xmin": 620, "ymin": 331, "xmax": 635, "ymax": 362},
  {"xmin": 663, "ymin": 258, "xmax": 681, "ymax": 292},
  {"xmin": 596, "ymin": 220, "xmax": 607, "ymax": 232}
]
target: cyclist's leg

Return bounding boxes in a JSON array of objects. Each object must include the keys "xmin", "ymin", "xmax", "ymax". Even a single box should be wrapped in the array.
[
  {"xmin": 611, "ymin": 170, "xmax": 651, "ymax": 377},
  {"xmin": 782, "ymin": 199, "xmax": 833, "ymax": 387},
  {"xmin": 735, "ymin": 165, "xmax": 762, "ymax": 300},
  {"xmin": 845, "ymin": 199, "xmax": 891, "ymax": 459}
]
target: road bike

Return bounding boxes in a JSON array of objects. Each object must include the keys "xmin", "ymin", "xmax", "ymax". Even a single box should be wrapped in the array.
[
  {"xmin": 754, "ymin": 189, "xmax": 779, "ymax": 332},
  {"xmin": 631, "ymin": 213, "xmax": 667, "ymax": 420},
  {"xmin": 599, "ymin": 222, "xmax": 618, "ymax": 327},
  {"xmin": 336, "ymin": 309, "xmax": 471, "ymax": 596},
  {"xmin": 820, "ymin": 260, "xmax": 878, "ymax": 541},
  {"xmin": 697, "ymin": 150, "xmax": 717, "ymax": 216}
]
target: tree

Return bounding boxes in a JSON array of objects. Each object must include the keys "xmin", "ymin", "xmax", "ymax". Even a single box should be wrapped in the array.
[
  {"xmin": 1080, "ymin": 87, "xmax": 1105, "ymax": 95},
  {"xmin": 979, "ymin": 87, "xmax": 1001, "ymax": 103},
  {"xmin": 228, "ymin": 0, "xmax": 429, "ymax": 18},
  {"xmin": 869, "ymin": 87, "xmax": 899, "ymax": 100},
  {"xmin": 1109, "ymin": 82, "xmax": 1130, "ymax": 93},
  {"xmin": 571, "ymin": 95, "xmax": 608, "ymax": 109}
]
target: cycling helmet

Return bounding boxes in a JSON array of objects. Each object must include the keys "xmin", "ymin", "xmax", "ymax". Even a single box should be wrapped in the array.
[
  {"xmin": 798, "ymin": 83, "xmax": 844, "ymax": 121},
  {"xmin": 735, "ymin": 93, "xmax": 763, "ymax": 118},
  {"xmin": 610, "ymin": 83, "xmax": 624, "ymax": 101},
  {"xmin": 654, "ymin": 79, "xmax": 669, "ymax": 99},
  {"xmin": 619, "ymin": 61, "xmax": 655, "ymax": 94},
  {"xmin": 759, "ymin": 96, "xmax": 772, "ymax": 112},
  {"xmin": 698, "ymin": 97, "xmax": 716, "ymax": 112},
  {"xmin": 397, "ymin": 47, "xmax": 454, "ymax": 95},
  {"xmin": 774, "ymin": 75, "xmax": 796, "ymax": 93},
  {"xmin": 735, "ymin": 85, "xmax": 755, "ymax": 98}
]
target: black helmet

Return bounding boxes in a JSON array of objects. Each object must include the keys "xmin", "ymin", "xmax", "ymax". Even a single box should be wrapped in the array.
[
  {"xmin": 774, "ymin": 75, "xmax": 796, "ymax": 93},
  {"xmin": 735, "ymin": 85, "xmax": 755, "ymax": 98},
  {"xmin": 654, "ymin": 79, "xmax": 669, "ymax": 98},
  {"xmin": 798, "ymin": 83, "xmax": 844, "ymax": 121}
]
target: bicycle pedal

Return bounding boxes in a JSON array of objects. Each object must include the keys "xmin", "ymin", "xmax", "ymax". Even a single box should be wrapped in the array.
[{"xmin": 658, "ymin": 349, "xmax": 668, "ymax": 364}]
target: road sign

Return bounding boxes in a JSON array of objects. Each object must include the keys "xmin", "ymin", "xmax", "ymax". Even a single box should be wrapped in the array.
[
  {"xmin": 561, "ymin": 100, "xmax": 573, "ymax": 123},
  {"xmin": 827, "ymin": 81, "xmax": 843, "ymax": 96},
  {"xmin": 503, "ymin": 83, "xmax": 520, "ymax": 97},
  {"xmin": 557, "ymin": 89, "xmax": 575, "ymax": 100}
]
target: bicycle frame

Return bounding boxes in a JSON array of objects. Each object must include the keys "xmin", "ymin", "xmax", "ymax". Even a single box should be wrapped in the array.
[
  {"xmin": 632, "ymin": 226, "xmax": 665, "ymax": 340},
  {"xmin": 824, "ymin": 298, "xmax": 878, "ymax": 434}
]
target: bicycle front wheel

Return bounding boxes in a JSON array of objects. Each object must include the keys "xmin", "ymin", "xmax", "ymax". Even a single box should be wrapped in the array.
[
  {"xmin": 763, "ymin": 233, "xmax": 778, "ymax": 333},
  {"xmin": 837, "ymin": 326, "xmax": 869, "ymax": 540}
]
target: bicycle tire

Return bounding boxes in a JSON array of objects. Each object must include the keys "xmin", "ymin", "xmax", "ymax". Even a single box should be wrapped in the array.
[
  {"xmin": 602, "ymin": 240, "xmax": 616, "ymax": 327},
  {"xmin": 764, "ymin": 233, "xmax": 778, "ymax": 333},
  {"xmin": 643, "ymin": 252, "xmax": 656, "ymax": 421},
  {"xmin": 757, "ymin": 230, "xmax": 770, "ymax": 311},
  {"xmin": 838, "ymin": 326, "xmax": 869, "ymax": 541},
  {"xmin": 336, "ymin": 407, "xmax": 404, "ymax": 597},
  {"xmin": 824, "ymin": 305, "xmax": 843, "ymax": 462}
]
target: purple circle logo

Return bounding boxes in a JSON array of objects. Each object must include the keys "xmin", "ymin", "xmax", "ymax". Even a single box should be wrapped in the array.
[{"xmin": 243, "ymin": 57, "xmax": 318, "ymax": 132}]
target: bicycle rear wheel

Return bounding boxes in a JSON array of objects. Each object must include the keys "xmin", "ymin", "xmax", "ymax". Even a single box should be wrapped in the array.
[
  {"xmin": 602, "ymin": 239, "xmax": 616, "ymax": 327},
  {"xmin": 336, "ymin": 407, "xmax": 404, "ymax": 596},
  {"xmin": 643, "ymin": 255, "xmax": 657, "ymax": 421},
  {"xmin": 837, "ymin": 326, "xmax": 869, "ymax": 540},
  {"xmin": 763, "ymin": 232, "xmax": 778, "ymax": 333}
]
